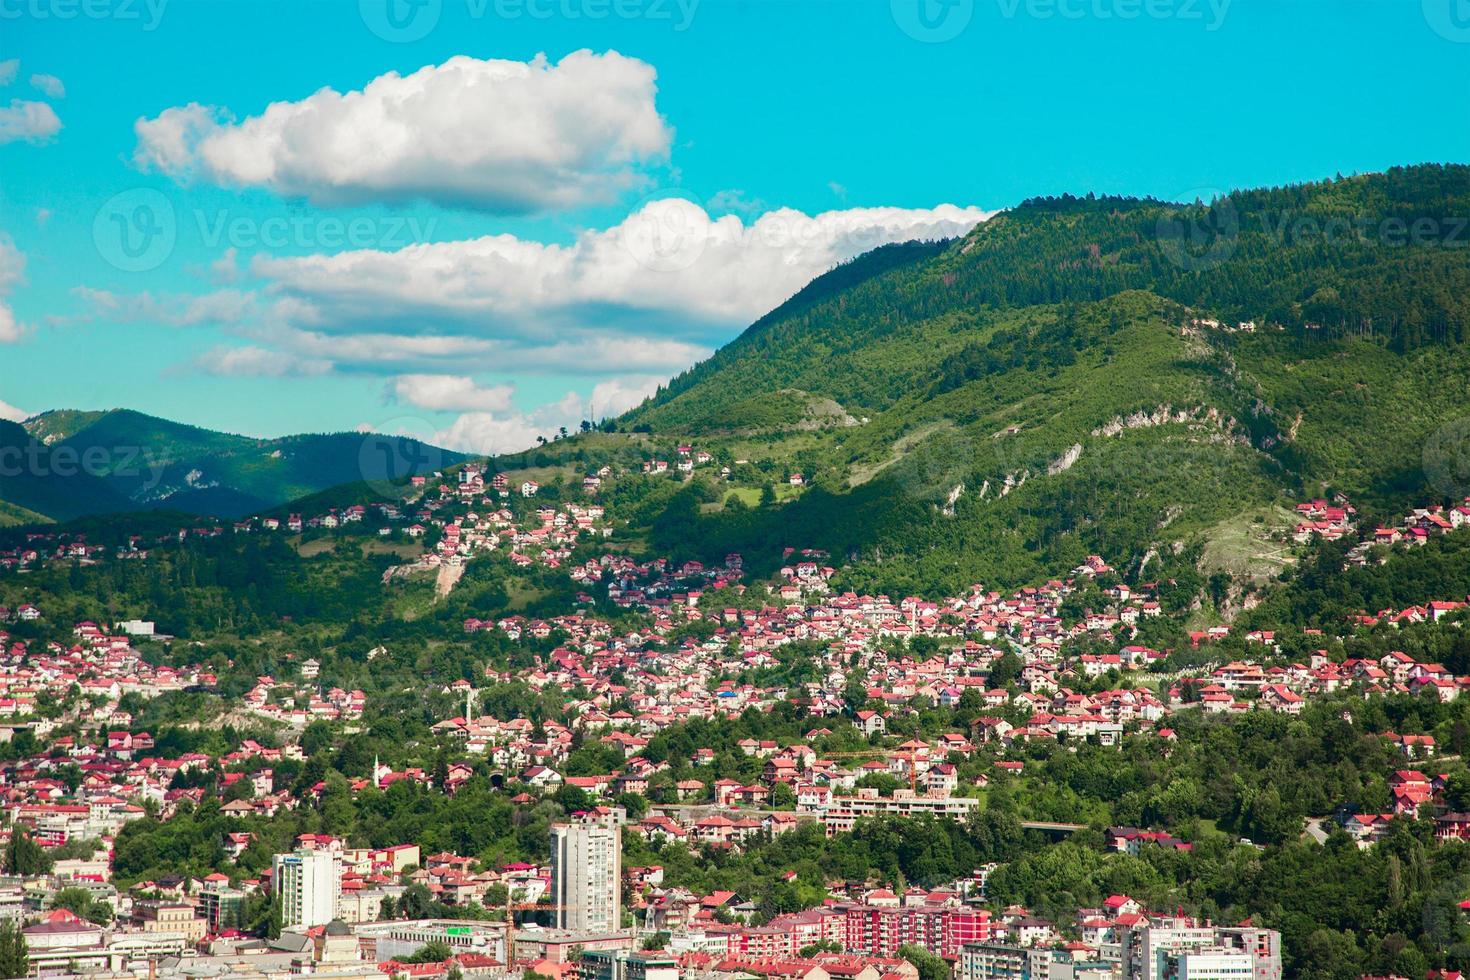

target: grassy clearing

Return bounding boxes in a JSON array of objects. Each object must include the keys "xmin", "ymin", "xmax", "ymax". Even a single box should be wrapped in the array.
[
  {"xmin": 847, "ymin": 420, "xmax": 955, "ymax": 487},
  {"xmin": 1200, "ymin": 504, "xmax": 1299, "ymax": 584}
]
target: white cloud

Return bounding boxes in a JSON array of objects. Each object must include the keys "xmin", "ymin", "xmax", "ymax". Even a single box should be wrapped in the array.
[
  {"xmin": 0, "ymin": 60, "xmax": 16, "ymax": 86},
  {"xmin": 210, "ymin": 247, "xmax": 240, "ymax": 285},
  {"xmin": 587, "ymin": 375, "xmax": 664, "ymax": 417},
  {"xmin": 0, "ymin": 100, "xmax": 61, "ymax": 144},
  {"xmin": 433, "ymin": 412, "xmax": 546, "ymax": 457},
  {"xmin": 84, "ymin": 198, "xmax": 988, "ymax": 450},
  {"xmin": 133, "ymin": 102, "xmax": 216, "ymax": 174},
  {"xmin": 35, "ymin": 208, "xmax": 51, "ymax": 227},
  {"xmin": 430, "ymin": 375, "xmax": 663, "ymax": 455},
  {"xmin": 0, "ymin": 397, "xmax": 27, "ymax": 422},
  {"xmin": 134, "ymin": 51, "xmax": 671, "ymax": 213},
  {"xmin": 0, "ymin": 235, "xmax": 27, "ymax": 344},
  {"xmin": 255, "ymin": 200, "xmax": 993, "ymax": 343},
  {"xmin": 432, "ymin": 391, "xmax": 582, "ymax": 456},
  {"xmin": 191, "ymin": 345, "xmax": 331, "ymax": 378},
  {"xmin": 388, "ymin": 374, "xmax": 515, "ymax": 413},
  {"xmin": 707, "ymin": 189, "xmax": 766, "ymax": 218},
  {"xmin": 73, "ymin": 286, "xmax": 255, "ymax": 328},
  {"xmin": 29, "ymin": 74, "xmax": 64, "ymax": 99}
]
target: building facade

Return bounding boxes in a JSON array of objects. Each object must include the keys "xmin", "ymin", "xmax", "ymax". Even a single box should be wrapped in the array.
[
  {"xmin": 273, "ymin": 848, "xmax": 341, "ymax": 928},
  {"xmin": 1121, "ymin": 924, "xmax": 1281, "ymax": 980},
  {"xmin": 550, "ymin": 820, "xmax": 622, "ymax": 933}
]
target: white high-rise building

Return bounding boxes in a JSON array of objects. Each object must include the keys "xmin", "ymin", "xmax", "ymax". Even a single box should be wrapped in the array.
[
  {"xmin": 550, "ymin": 820, "xmax": 621, "ymax": 933},
  {"xmin": 1121, "ymin": 922, "xmax": 1281, "ymax": 980},
  {"xmin": 273, "ymin": 848, "xmax": 341, "ymax": 928}
]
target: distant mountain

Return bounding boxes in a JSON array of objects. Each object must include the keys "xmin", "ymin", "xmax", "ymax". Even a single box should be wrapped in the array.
[
  {"xmin": 4, "ymin": 409, "xmax": 463, "ymax": 523},
  {"xmin": 612, "ymin": 164, "xmax": 1470, "ymax": 593},
  {"xmin": 0, "ymin": 419, "xmax": 136, "ymax": 524}
]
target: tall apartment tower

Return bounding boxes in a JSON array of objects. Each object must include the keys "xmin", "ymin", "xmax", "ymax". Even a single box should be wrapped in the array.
[
  {"xmin": 550, "ymin": 820, "xmax": 622, "ymax": 933},
  {"xmin": 272, "ymin": 848, "xmax": 341, "ymax": 928}
]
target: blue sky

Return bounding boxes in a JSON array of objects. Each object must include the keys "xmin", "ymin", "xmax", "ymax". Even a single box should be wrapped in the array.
[{"xmin": 1, "ymin": 0, "xmax": 1467, "ymax": 453}]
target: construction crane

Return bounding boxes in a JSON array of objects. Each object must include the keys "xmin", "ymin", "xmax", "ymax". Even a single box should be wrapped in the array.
[{"xmin": 502, "ymin": 897, "xmax": 575, "ymax": 967}]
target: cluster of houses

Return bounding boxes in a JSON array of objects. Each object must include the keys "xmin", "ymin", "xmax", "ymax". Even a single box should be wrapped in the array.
[
  {"xmin": 1291, "ymin": 498, "xmax": 1357, "ymax": 543},
  {"xmin": 1348, "ymin": 497, "xmax": 1470, "ymax": 565},
  {"xmin": 240, "ymin": 675, "xmax": 367, "ymax": 727},
  {"xmin": 642, "ymin": 445, "xmax": 718, "ymax": 476},
  {"xmin": 1332, "ymin": 768, "xmax": 1470, "ymax": 850},
  {"xmin": 0, "ymin": 619, "xmax": 215, "ymax": 722}
]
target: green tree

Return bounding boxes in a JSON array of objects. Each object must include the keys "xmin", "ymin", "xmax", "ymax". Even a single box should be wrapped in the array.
[
  {"xmin": 1297, "ymin": 928, "xmax": 1363, "ymax": 980},
  {"xmin": 0, "ymin": 920, "xmax": 28, "ymax": 980},
  {"xmin": 3, "ymin": 831, "xmax": 51, "ymax": 876},
  {"xmin": 402, "ymin": 941, "xmax": 453, "ymax": 963},
  {"xmin": 50, "ymin": 888, "xmax": 95, "ymax": 921},
  {"xmin": 898, "ymin": 944, "xmax": 949, "ymax": 980},
  {"xmin": 988, "ymin": 653, "xmax": 1022, "ymax": 689}
]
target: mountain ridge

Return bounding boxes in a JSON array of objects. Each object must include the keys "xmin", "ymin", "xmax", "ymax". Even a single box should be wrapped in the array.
[
  {"xmin": 1, "ymin": 409, "xmax": 462, "ymax": 524},
  {"xmin": 604, "ymin": 164, "xmax": 1470, "ymax": 595}
]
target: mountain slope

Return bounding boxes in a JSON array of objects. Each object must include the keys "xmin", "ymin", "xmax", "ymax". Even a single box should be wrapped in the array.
[
  {"xmin": 613, "ymin": 164, "xmax": 1470, "ymax": 594},
  {"xmin": 6, "ymin": 410, "xmax": 462, "ymax": 522},
  {"xmin": 0, "ymin": 420, "xmax": 137, "ymax": 522}
]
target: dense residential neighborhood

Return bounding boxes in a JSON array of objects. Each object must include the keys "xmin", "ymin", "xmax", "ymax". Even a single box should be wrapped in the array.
[{"xmin": 6, "ymin": 451, "xmax": 1470, "ymax": 980}]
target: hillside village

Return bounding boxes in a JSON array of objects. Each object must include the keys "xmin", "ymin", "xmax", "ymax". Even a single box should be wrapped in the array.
[{"xmin": 4, "ymin": 453, "xmax": 1470, "ymax": 980}]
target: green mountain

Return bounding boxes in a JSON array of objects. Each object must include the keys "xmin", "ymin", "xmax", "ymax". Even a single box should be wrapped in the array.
[
  {"xmin": 613, "ymin": 164, "xmax": 1470, "ymax": 595},
  {"xmin": 0, "ymin": 419, "xmax": 137, "ymax": 524},
  {"xmin": 5, "ymin": 409, "xmax": 462, "ymax": 522}
]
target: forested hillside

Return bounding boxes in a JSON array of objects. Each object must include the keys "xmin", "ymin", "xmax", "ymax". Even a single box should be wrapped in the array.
[
  {"xmin": 607, "ymin": 165, "xmax": 1470, "ymax": 595},
  {"xmin": 3, "ymin": 409, "xmax": 462, "ymax": 521}
]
